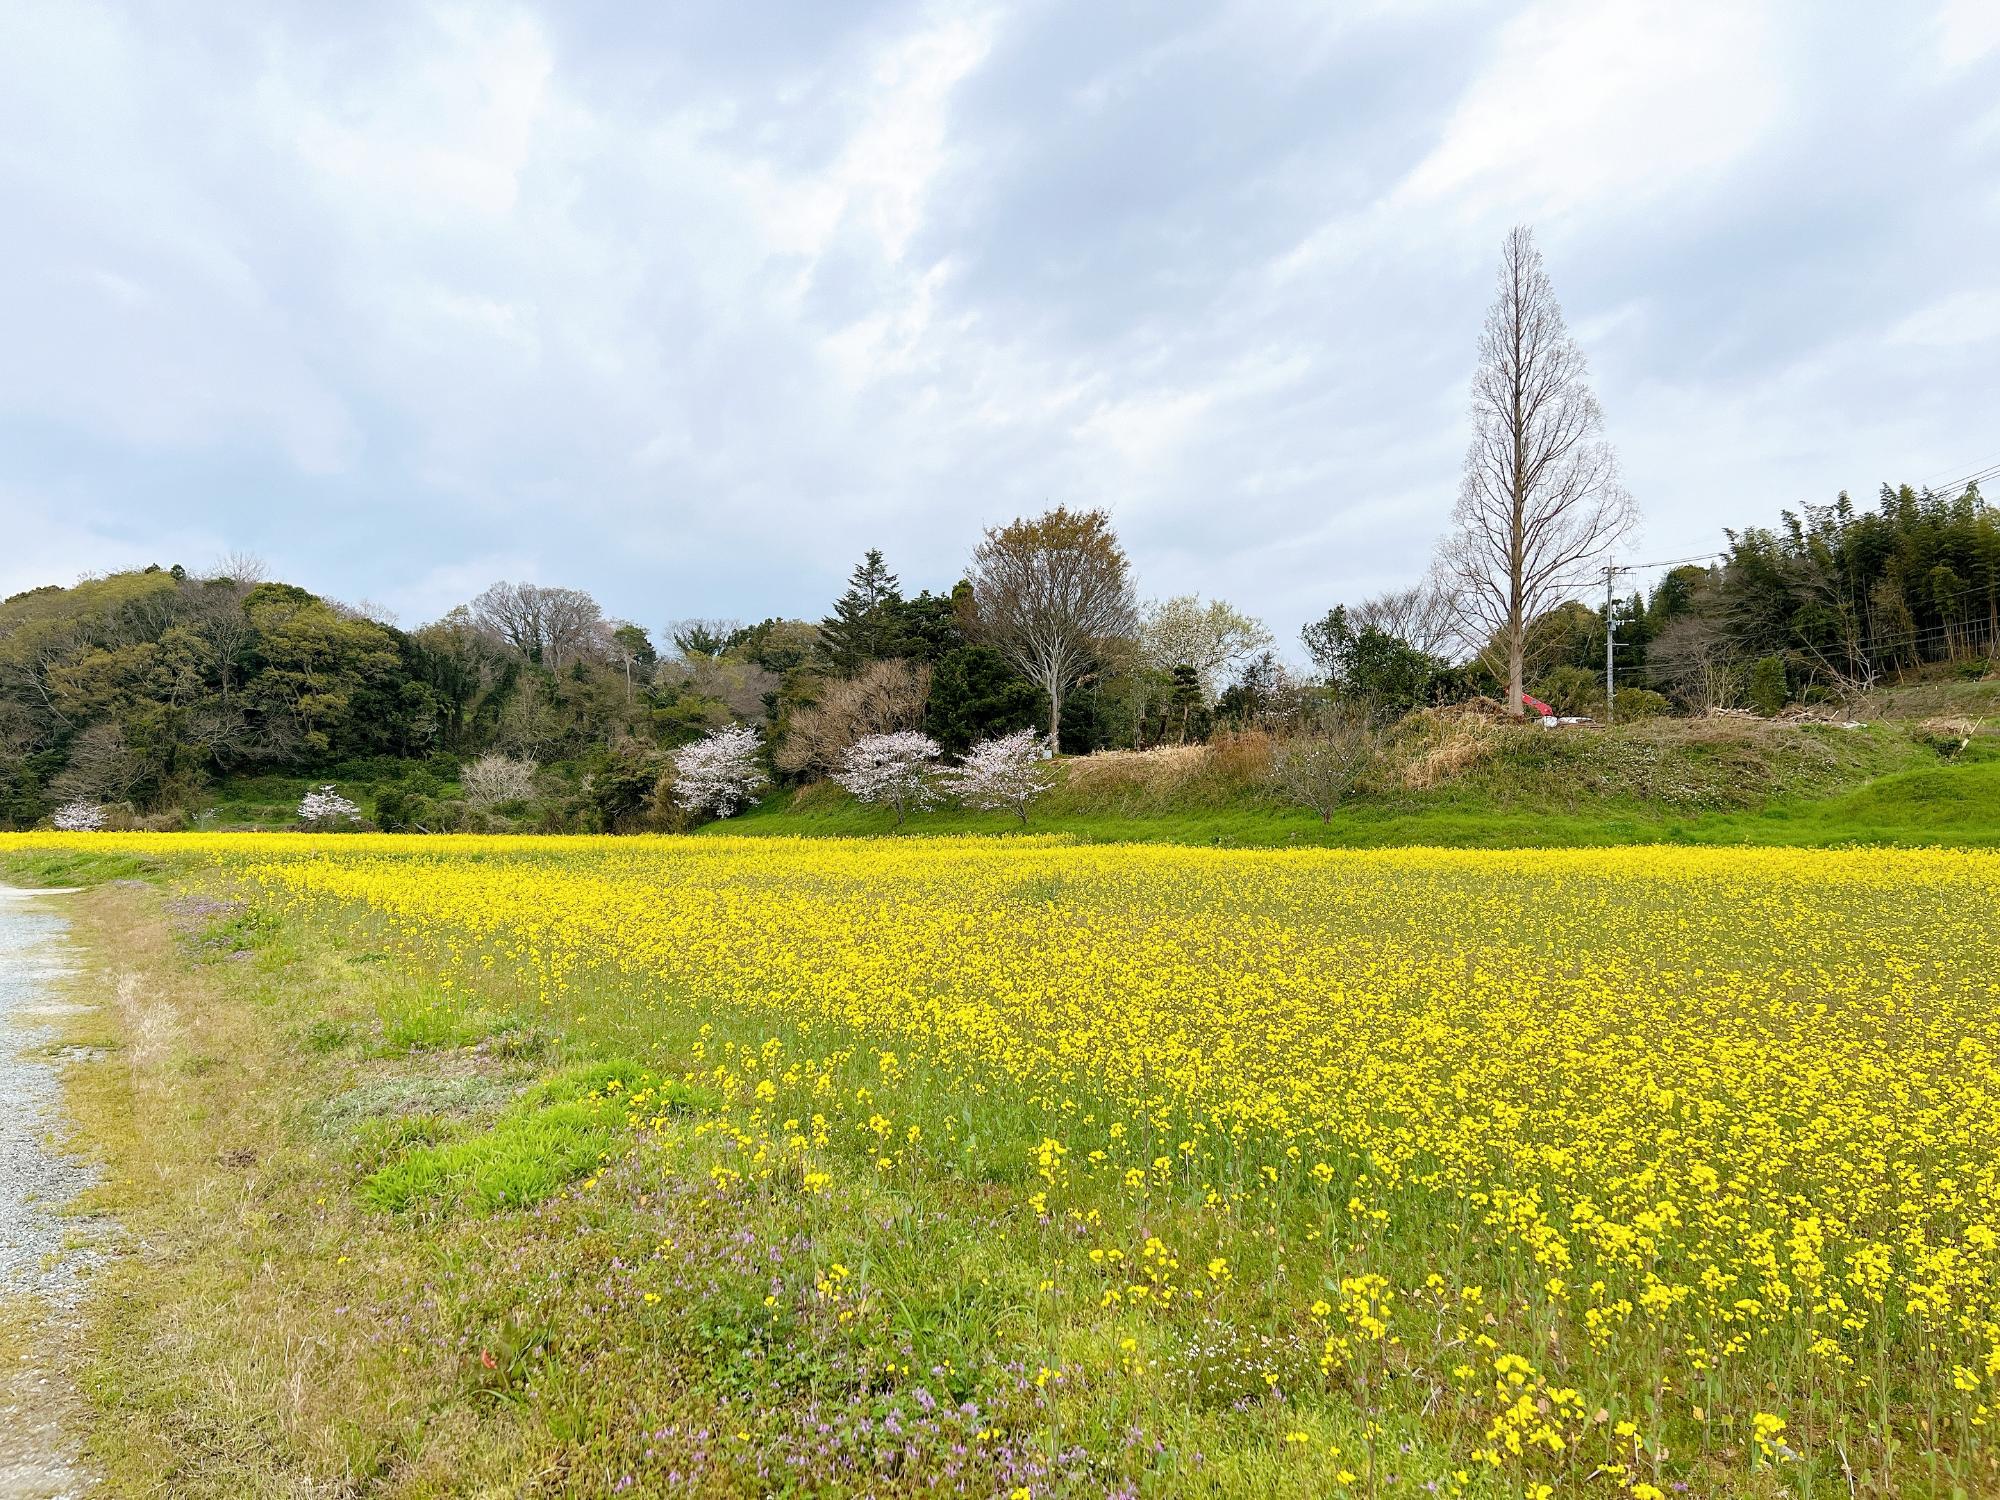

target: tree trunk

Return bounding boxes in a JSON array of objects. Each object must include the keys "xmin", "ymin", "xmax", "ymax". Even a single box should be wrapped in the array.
[{"xmin": 1047, "ymin": 685, "xmax": 1062, "ymax": 747}]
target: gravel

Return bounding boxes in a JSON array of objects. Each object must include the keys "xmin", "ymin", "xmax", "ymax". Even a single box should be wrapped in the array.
[{"xmin": 0, "ymin": 886, "xmax": 103, "ymax": 1499}]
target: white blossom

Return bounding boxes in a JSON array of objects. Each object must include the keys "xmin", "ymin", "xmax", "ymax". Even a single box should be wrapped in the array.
[
  {"xmin": 945, "ymin": 729, "xmax": 1055, "ymax": 824},
  {"xmin": 833, "ymin": 730, "xmax": 942, "ymax": 826},
  {"xmin": 672, "ymin": 723, "xmax": 769, "ymax": 819},
  {"xmin": 51, "ymin": 800, "xmax": 107, "ymax": 832},
  {"xmin": 298, "ymin": 784, "xmax": 363, "ymax": 828}
]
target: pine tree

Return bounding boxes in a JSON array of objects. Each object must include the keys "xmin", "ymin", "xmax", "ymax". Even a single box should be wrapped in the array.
[{"xmin": 818, "ymin": 549, "xmax": 905, "ymax": 674}]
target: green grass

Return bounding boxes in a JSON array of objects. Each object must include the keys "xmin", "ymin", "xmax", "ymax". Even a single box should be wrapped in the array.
[
  {"xmin": 360, "ymin": 1068, "xmax": 721, "ymax": 1218},
  {"xmin": 716, "ymin": 728, "xmax": 2000, "ymax": 856},
  {"xmin": 0, "ymin": 845, "xmax": 163, "ymax": 885},
  {"xmin": 715, "ymin": 744, "xmax": 2000, "ymax": 849}
]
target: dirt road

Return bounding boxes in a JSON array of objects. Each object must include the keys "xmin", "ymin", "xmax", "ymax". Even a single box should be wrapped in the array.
[{"xmin": 0, "ymin": 887, "xmax": 98, "ymax": 1500}]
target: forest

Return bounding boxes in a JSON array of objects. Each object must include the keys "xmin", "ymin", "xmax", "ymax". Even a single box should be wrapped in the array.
[{"xmin": 1, "ymin": 478, "xmax": 1994, "ymax": 833}]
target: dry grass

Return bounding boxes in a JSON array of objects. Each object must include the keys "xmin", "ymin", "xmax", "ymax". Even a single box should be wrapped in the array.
[
  {"xmin": 55, "ymin": 882, "xmax": 513, "ymax": 1496},
  {"xmin": 1388, "ymin": 709, "xmax": 1505, "ymax": 790},
  {"xmin": 1058, "ymin": 732, "xmax": 1278, "ymax": 800},
  {"xmin": 1058, "ymin": 742, "xmax": 1213, "ymax": 792}
]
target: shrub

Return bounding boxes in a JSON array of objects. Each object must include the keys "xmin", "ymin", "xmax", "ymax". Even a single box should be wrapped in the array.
[
  {"xmin": 460, "ymin": 753, "xmax": 538, "ymax": 808},
  {"xmin": 1533, "ymin": 665, "xmax": 1603, "ymax": 717},
  {"xmin": 1747, "ymin": 655, "xmax": 1789, "ymax": 716},
  {"xmin": 1611, "ymin": 687, "xmax": 1671, "ymax": 722}
]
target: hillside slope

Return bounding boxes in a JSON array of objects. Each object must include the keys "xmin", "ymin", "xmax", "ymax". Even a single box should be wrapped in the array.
[{"xmin": 715, "ymin": 713, "xmax": 2000, "ymax": 848}]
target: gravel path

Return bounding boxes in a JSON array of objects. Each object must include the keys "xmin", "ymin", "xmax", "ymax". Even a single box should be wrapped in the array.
[{"xmin": 0, "ymin": 887, "xmax": 99, "ymax": 1500}]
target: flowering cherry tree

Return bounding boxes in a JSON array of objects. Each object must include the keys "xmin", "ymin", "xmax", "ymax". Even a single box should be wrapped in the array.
[
  {"xmin": 672, "ymin": 723, "xmax": 769, "ymax": 819},
  {"xmin": 946, "ymin": 729, "xmax": 1055, "ymax": 824},
  {"xmin": 51, "ymin": 800, "xmax": 107, "ymax": 832},
  {"xmin": 833, "ymin": 730, "xmax": 942, "ymax": 827},
  {"xmin": 298, "ymin": 785, "xmax": 363, "ymax": 829}
]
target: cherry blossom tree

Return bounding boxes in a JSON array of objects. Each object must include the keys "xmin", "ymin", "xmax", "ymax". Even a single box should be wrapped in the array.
[
  {"xmin": 946, "ymin": 729, "xmax": 1055, "ymax": 824},
  {"xmin": 672, "ymin": 723, "xmax": 769, "ymax": 819},
  {"xmin": 51, "ymin": 800, "xmax": 106, "ymax": 831},
  {"xmin": 298, "ymin": 785, "xmax": 363, "ymax": 829},
  {"xmin": 834, "ymin": 730, "xmax": 942, "ymax": 827}
]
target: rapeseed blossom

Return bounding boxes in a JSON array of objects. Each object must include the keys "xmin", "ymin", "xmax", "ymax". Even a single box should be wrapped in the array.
[{"xmin": 10, "ymin": 829, "xmax": 1998, "ymax": 1491}]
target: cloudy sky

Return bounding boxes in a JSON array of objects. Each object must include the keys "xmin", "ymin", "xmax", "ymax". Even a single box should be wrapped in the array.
[{"xmin": 3, "ymin": 1, "xmax": 1997, "ymax": 645}]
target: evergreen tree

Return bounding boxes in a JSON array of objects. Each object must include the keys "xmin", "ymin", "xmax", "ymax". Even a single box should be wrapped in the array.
[{"xmin": 817, "ymin": 549, "xmax": 905, "ymax": 674}]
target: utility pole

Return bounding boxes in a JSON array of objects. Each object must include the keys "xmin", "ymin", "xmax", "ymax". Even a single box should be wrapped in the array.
[{"xmin": 1604, "ymin": 564, "xmax": 1619, "ymax": 726}]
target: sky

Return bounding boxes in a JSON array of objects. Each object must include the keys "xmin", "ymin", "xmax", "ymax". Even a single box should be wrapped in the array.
[{"xmin": 3, "ymin": 0, "xmax": 1998, "ymax": 647}]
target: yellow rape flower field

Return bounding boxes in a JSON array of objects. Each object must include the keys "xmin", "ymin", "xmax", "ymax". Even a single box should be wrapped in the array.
[{"xmin": 7, "ymin": 831, "xmax": 2000, "ymax": 1498}]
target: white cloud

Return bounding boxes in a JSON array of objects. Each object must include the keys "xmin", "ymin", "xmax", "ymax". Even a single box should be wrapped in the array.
[
  {"xmin": 1936, "ymin": 0, "xmax": 2000, "ymax": 69},
  {"xmin": 1888, "ymin": 289, "xmax": 2000, "ymax": 348},
  {"xmin": 0, "ymin": 1, "xmax": 1996, "ymax": 645},
  {"xmin": 1397, "ymin": 0, "xmax": 1785, "ymax": 227}
]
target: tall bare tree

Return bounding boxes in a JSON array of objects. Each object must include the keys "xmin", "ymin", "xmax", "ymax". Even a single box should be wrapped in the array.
[
  {"xmin": 970, "ymin": 506, "xmax": 1137, "ymax": 745},
  {"xmin": 471, "ymin": 582, "xmax": 605, "ymax": 670},
  {"xmin": 1439, "ymin": 226, "xmax": 1635, "ymax": 713}
]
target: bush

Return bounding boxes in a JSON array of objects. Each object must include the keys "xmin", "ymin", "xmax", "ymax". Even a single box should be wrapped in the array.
[
  {"xmin": 1611, "ymin": 688, "xmax": 1671, "ymax": 722},
  {"xmin": 1532, "ymin": 665, "xmax": 1603, "ymax": 717},
  {"xmin": 460, "ymin": 753, "xmax": 538, "ymax": 808},
  {"xmin": 1747, "ymin": 656, "xmax": 1788, "ymax": 716}
]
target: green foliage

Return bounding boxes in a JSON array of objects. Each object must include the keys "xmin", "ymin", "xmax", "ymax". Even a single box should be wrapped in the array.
[
  {"xmin": 360, "ymin": 1061, "xmax": 716, "ymax": 1216},
  {"xmin": 1748, "ymin": 654, "xmax": 1789, "ymax": 715},
  {"xmin": 1611, "ymin": 687, "xmax": 1670, "ymax": 721},
  {"xmin": 1300, "ymin": 606, "xmax": 1456, "ymax": 719},
  {"xmin": 925, "ymin": 646, "xmax": 1043, "ymax": 754},
  {"xmin": 1532, "ymin": 664, "xmax": 1603, "ymax": 716},
  {"xmin": 817, "ymin": 549, "xmax": 906, "ymax": 673}
]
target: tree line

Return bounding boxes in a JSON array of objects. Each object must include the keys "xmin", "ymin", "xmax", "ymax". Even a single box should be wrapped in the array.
[{"xmin": 4, "ymin": 226, "xmax": 1992, "ymax": 830}]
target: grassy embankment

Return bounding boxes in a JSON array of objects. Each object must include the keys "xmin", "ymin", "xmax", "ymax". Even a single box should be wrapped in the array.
[
  {"xmin": 173, "ymin": 675, "xmax": 1999, "ymax": 848},
  {"xmin": 720, "ymin": 715, "xmax": 2000, "ymax": 848}
]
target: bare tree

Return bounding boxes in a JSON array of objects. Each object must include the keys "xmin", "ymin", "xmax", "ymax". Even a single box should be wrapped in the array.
[
  {"xmin": 49, "ymin": 721, "xmax": 143, "ymax": 803},
  {"xmin": 1649, "ymin": 614, "xmax": 1738, "ymax": 714},
  {"xmin": 471, "ymin": 582, "xmax": 605, "ymax": 670},
  {"xmin": 776, "ymin": 659, "xmax": 931, "ymax": 776},
  {"xmin": 970, "ymin": 506, "xmax": 1137, "ymax": 744},
  {"xmin": 210, "ymin": 551, "xmax": 269, "ymax": 593},
  {"xmin": 1439, "ymin": 226, "xmax": 1636, "ymax": 714},
  {"xmin": 1352, "ymin": 570, "xmax": 1458, "ymax": 659},
  {"xmin": 460, "ymin": 752, "xmax": 538, "ymax": 807},
  {"xmin": 1269, "ymin": 707, "xmax": 1379, "ymax": 823}
]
